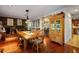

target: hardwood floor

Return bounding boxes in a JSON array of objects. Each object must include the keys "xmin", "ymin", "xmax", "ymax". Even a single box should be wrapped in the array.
[
  {"xmin": 0, "ymin": 35, "xmax": 79, "ymax": 53},
  {"xmin": 41, "ymin": 36, "xmax": 79, "ymax": 53},
  {"xmin": 67, "ymin": 34, "xmax": 79, "ymax": 48},
  {"xmin": 0, "ymin": 36, "xmax": 22, "ymax": 53}
]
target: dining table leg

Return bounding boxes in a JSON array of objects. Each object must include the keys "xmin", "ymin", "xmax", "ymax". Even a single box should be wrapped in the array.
[{"xmin": 24, "ymin": 39, "xmax": 27, "ymax": 51}]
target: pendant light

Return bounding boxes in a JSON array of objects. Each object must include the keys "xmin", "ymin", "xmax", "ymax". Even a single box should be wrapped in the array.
[{"xmin": 26, "ymin": 10, "xmax": 29, "ymax": 20}]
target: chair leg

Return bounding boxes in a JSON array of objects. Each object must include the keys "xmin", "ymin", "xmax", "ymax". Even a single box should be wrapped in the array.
[
  {"xmin": 37, "ymin": 45, "xmax": 39, "ymax": 53},
  {"xmin": 32, "ymin": 44, "xmax": 34, "ymax": 52}
]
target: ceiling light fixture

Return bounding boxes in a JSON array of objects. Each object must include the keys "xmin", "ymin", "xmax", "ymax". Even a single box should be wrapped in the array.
[
  {"xmin": 74, "ymin": 9, "xmax": 79, "ymax": 12},
  {"xmin": 25, "ymin": 9, "xmax": 29, "ymax": 20},
  {"xmin": 71, "ymin": 9, "xmax": 79, "ymax": 13}
]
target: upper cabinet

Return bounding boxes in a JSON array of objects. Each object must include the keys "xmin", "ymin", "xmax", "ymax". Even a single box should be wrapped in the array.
[{"xmin": 49, "ymin": 12, "xmax": 65, "ymax": 45}]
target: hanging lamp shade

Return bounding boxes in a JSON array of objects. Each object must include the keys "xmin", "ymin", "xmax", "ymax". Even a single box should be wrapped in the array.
[{"xmin": 26, "ymin": 10, "xmax": 29, "ymax": 20}]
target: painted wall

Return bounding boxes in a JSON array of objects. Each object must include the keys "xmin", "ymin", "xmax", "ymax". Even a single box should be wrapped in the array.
[{"xmin": 64, "ymin": 12, "xmax": 72, "ymax": 43}]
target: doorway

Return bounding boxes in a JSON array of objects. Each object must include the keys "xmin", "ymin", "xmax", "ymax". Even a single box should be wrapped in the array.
[
  {"xmin": 72, "ymin": 19, "xmax": 79, "ymax": 35},
  {"xmin": 67, "ymin": 18, "xmax": 79, "ymax": 48}
]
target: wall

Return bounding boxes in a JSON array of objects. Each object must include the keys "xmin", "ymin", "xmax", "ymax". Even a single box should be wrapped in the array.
[
  {"xmin": 64, "ymin": 12, "xmax": 72, "ymax": 43},
  {"xmin": 0, "ymin": 16, "xmax": 26, "ymax": 31}
]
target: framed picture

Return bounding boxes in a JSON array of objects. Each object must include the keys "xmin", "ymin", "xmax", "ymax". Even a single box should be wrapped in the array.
[
  {"xmin": 7, "ymin": 18, "xmax": 14, "ymax": 26},
  {"xmin": 17, "ymin": 19, "xmax": 22, "ymax": 26}
]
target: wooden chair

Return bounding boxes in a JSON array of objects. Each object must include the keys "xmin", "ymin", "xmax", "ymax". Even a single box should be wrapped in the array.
[
  {"xmin": 18, "ymin": 38, "xmax": 24, "ymax": 50},
  {"xmin": 0, "ymin": 49, "xmax": 4, "ymax": 53},
  {"xmin": 32, "ymin": 37, "xmax": 43, "ymax": 53},
  {"xmin": 0, "ymin": 33, "xmax": 2, "ymax": 41},
  {"xmin": 0, "ymin": 32, "xmax": 5, "ymax": 41}
]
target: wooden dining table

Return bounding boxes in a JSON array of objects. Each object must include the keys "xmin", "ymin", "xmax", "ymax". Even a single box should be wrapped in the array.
[{"xmin": 17, "ymin": 31, "xmax": 43, "ymax": 50}]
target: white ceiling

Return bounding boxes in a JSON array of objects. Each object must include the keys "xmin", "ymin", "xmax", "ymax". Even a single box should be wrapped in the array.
[
  {"xmin": 0, "ymin": 5, "xmax": 79, "ymax": 20},
  {"xmin": 0, "ymin": 5, "xmax": 68, "ymax": 20},
  {"xmin": 62, "ymin": 5, "xmax": 79, "ymax": 19}
]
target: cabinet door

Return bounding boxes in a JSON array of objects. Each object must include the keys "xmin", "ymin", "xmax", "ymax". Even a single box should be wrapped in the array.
[{"xmin": 49, "ymin": 12, "xmax": 64, "ymax": 45}]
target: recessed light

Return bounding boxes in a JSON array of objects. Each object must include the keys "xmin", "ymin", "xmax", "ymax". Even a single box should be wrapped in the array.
[
  {"xmin": 71, "ymin": 9, "xmax": 79, "ymax": 14},
  {"xmin": 71, "ymin": 9, "xmax": 79, "ymax": 13},
  {"xmin": 74, "ymin": 9, "xmax": 79, "ymax": 12}
]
